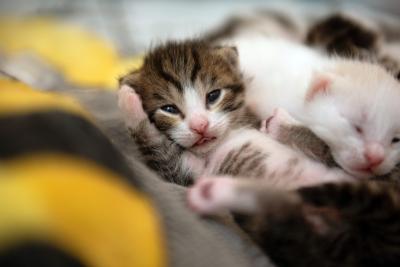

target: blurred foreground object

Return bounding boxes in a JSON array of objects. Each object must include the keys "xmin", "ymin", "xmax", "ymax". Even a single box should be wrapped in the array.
[
  {"xmin": 0, "ymin": 78, "xmax": 166, "ymax": 267},
  {"xmin": 0, "ymin": 18, "xmax": 143, "ymax": 89}
]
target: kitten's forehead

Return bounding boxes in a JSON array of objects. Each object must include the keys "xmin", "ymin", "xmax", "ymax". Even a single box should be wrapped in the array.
[
  {"xmin": 136, "ymin": 40, "xmax": 241, "ymax": 104},
  {"xmin": 144, "ymin": 41, "xmax": 203, "ymax": 87},
  {"xmin": 143, "ymin": 40, "xmax": 233, "ymax": 87},
  {"xmin": 184, "ymin": 87, "xmax": 205, "ymax": 112},
  {"xmin": 331, "ymin": 87, "xmax": 400, "ymax": 140}
]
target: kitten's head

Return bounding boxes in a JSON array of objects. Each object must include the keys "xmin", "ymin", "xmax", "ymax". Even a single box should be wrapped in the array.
[
  {"xmin": 302, "ymin": 60, "xmax": 400, "ymax": 178},
  {"xmin": 120, "ymin": 40, "xmax": 248, "ymax": 155}
]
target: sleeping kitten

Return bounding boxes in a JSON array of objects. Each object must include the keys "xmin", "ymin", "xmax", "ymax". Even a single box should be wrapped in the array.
[
  {"xmin": 188, "ymin": 177, "xmax": 400, "ymax": 267},
  {"xmin": 265, "ymin": 107, "xmax": 400, "ymax": 184},
  {"xmin": 231, "ymin": 36, "xmax": 400, "ymax": 179}
]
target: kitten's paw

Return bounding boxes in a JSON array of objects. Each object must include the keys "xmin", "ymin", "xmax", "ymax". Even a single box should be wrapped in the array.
[
  {"xmin": 118, "ymin": 85, "xmax": 147, "ymax": 128},
  {"xmin": 262, "ymin": 108, "xmax": 297, "ymax": 138},
  {"xmin": 187, "ymin": 177, "xmax": 237, "ymax": 215}
]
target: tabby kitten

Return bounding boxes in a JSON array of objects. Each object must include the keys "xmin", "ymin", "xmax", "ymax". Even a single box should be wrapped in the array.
[{"xmin": 119, "ymin": 40, "xmax": 258, "ymax": 185}]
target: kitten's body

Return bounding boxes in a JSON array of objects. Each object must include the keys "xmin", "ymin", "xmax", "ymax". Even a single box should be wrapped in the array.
[
  {"xmin": 204, "ymin": 127, "xmax": 349, "ymax": 190},
  {"xmin": 229, "ymin": 36, "xmax": 400, "ymax": 178}
]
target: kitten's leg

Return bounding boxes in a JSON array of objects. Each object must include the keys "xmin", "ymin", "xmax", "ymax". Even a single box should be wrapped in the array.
[
  {"xmin": 188, "ymin": 157, "xmax": 351, "ymax": 215},
  {"xmin": 262, "ymin": 108, "xmax": 336, "ymax": 167},
  {"xmin": 213, "ymin": 131, "xmax": 350, "ymax": 188},
  {"xmin": 187, "ymin": 177, "xmax": 261, "ymax": 215},
  {"xmin": 260, "ymin": 107, "xmax": 300, "ymax": 137},
  {"xmin": 118, "ymin": 86, "xmax": 204, "ymax": 185}
]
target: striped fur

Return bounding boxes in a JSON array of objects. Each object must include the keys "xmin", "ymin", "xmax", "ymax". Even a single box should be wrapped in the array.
[{"xmin": 119, "ymin": 40, "xmax": 259, "ymax": 185}]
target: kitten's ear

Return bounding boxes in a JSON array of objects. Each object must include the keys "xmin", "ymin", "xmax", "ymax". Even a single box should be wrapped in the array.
[
  {"xmin": 306, "ymin": 72, "xmax": 333, "ymax": 102},
  {"xmin": 118, "ymin": 71, "xmax": 142, "ymax": 94},
  {"xmin": 213, "ymin": 46, "xmax": 239, "ymax": 68}
]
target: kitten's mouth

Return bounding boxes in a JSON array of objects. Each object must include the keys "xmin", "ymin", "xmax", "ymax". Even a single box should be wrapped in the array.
[
  {"xmin": 357, "ymin": 167, "xmax": 372, "ymax": 173},
  {"xmin": 193, "ymin": 136, "xmax": 217, "ymax": 147},
  {"xmin": 350, "ymin": 166, "xmax": 376, "ymax": 178},
  {"xmin": 355, "ymin": 168, "xmax": 373, "ymax": 177}
]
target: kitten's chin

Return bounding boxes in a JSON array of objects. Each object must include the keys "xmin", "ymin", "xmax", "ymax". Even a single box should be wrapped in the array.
[
  {"xmin": 344, "ymin": 163, "xmax": 392, "ymax": 179},
  {"xmin": 189, "ymin": 138, "xmax": 220, "ymax": 156},
  {"xmin": 343, "ymin": 165, "xmax": 387, "ymax": 179},
  {"xmin": 345, "ymin": 169, "xmax": 372, "ymax": 179}
]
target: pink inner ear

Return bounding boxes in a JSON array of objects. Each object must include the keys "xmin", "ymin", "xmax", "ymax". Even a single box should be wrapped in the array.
[{"xmin": 305, "ymin": 75, "xmax": 331, "ymax": 102}]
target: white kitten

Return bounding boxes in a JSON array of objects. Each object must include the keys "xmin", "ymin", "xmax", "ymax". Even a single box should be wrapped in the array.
[{"xmin": 232, "ymin": 36, "xmax": 400, "ymax": 178}]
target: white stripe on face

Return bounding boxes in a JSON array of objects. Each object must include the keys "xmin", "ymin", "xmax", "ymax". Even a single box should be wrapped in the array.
[{"xmin": 184, "ymin": 87, "xmax": 206, "ymax": 116}]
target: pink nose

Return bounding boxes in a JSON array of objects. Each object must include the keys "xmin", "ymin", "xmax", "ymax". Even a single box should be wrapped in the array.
[
  {"xmin": 364, "ymin": 143, "xmax": 384, "ymax": 168},
  {"xmin": 189, "ymin": 115, "xmax": 209, "ymax": 135}
]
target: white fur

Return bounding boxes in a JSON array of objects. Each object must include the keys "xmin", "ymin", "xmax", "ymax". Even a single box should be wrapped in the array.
[
  {"xmin": 231, "ymin": 36, "xmax": 400, "ymax": 178},
  {"xmin": 170, "ymin": 87, "xmax": 230, "ymax": 155}
]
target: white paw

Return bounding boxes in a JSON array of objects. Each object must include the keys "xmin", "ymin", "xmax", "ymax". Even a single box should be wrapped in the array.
[
  {"xmin": 187, "ymin": 177, "xmax": 237, "ymax": 215},
  {"xmin": 262, "ymin": 108, "xmax": 297, "ymax": 138},
  {"xmin": 118, "ymin": 85, "xmax": 147, "ymax": 128}
]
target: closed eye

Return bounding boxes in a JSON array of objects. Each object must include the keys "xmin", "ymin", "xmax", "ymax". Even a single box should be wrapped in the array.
[
  {"xmin": 354, "ymin": 125, "xmax": 363, "ymax": 135},
  {"xmin": 160, "ymin": 104, "xmax": 180, "ymax": 115}
]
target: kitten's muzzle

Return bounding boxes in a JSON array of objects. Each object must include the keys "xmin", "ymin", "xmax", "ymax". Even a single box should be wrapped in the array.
[
  {"xmin": 193, "ymin": 136, "xmax": 217, "ymax": 147},
  {"xmin": 189, "ymin": 115, "xmax": 209, "ymax": 135}
]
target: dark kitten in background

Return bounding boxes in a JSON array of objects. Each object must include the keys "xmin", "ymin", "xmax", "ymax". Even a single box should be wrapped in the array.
[{"xmin": 188, "ymin": 175, "xmax": 400, "ymax": 267}]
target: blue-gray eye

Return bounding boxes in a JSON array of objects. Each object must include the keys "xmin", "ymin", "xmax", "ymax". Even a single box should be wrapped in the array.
[
  {"xmin": 161, "ymin": 105, "xmax": 180, "ymax": 114},
  {"xmin": 207, "ymin": 89, "xmax": 221, "ymax": 105}
]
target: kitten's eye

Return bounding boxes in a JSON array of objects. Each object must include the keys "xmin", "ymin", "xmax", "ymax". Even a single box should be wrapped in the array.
[
  {"xmin": 392, "ymin": 137, "xmax": 400, "ymax": 144},
  {"xmin": 206, "ymin": 89, "xmax": 222, "ymax": 105},
  {"xmin": 160, "ymin": 105, "xmax": 180, "ymax": 114}
]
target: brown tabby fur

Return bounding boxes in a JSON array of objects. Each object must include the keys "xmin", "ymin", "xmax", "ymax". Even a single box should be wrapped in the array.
[
  {"xmin": 120, "ymin": 40, "xmax": 258, "ymax": 185},
  {"xmin": 306, "ymin": 13, "xmax": 400, "ymax": 80}
]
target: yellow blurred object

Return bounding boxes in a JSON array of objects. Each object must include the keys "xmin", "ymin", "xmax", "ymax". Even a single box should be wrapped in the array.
[
  {"xmin": 0, "ymin": 153, "xmax": 166, "ymax": 267},
  {"xmin": 0, "ymin": 79, "xmax": 89, "ymax": 118},
  {"xmin": 0, "ymin": 17, "xmax": 143, "ymax": 89},
  {"xmin": 106, "ymin": 55, "xmax": 144, "ymax": 88}
]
